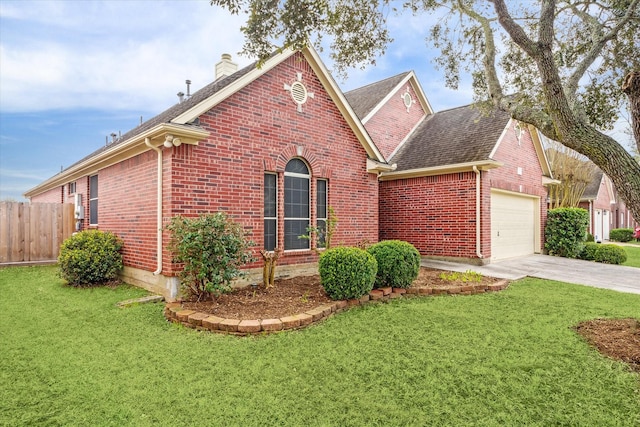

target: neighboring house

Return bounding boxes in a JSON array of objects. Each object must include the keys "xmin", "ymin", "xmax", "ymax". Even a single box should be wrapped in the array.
[
  {"xmin": 579, "ymin": 170, "xmax": 638, "ymax": 242},
  {"xmin": 26, "ymin": 46, "xmax": 556, "ymax": 299},
  {"xmin": 346, "ymin": 78, "xmax": 556, "ymax": 263}
]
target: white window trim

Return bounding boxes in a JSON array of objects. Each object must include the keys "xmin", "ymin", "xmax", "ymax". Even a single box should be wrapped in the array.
[
  {"xmin": 264, "ymin": 172, "xmax": 278, "ymax": 251},
  {"xmin": 284, "ymin": 159, "xmax": 311, "ymax": 251}
]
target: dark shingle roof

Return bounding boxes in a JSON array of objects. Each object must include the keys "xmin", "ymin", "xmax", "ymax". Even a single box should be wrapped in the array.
[
  {"xmin": 582, "ymin": 169, "xmax": 604, "ymax": 199},
  {"xmin": 390, "ymin": 105, "xmax": 511, "ymax": 171},
  {"xmin": 64, "ymin": 59, "xmax": 259, "ymax": 171},
  {"xmin": 344, "ymin": 72, "xmax": 411, "ymax": 119}
]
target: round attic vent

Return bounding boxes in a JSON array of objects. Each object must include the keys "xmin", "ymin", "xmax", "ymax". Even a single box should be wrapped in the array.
[
  {"xmin": 290, "ymin": 81, "xmax": 308, "ymax": 105},
  {"xmin": 402, "ymin": 92, "xmax": 413, "ymax": 109}
]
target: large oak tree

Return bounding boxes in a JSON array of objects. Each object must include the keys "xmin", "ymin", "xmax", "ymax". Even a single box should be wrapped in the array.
[{"xmin": 212, "ymin": 0, "xmax": 640, "ymax": 221}]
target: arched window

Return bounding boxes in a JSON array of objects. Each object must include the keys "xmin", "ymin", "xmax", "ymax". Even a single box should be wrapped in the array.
[{"xmin": 284, "ymin": 158, "xmax": 310, "ymax": 250}]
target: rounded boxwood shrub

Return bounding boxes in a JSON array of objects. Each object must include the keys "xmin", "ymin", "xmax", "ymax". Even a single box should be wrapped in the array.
[
  {"xmin": 609, "ymin": 228, "xmax": 634, "ymax": 243},
  {"xmin": 318, "ymin": 247, "xmax": 377, "ymax": 300},
  {"xmin": 578, "ymin": 242, "xmax": 599, "ymax": 261},
  {"xmin": 58, "ymin": 230, "xmax": 123, "ymax": 286},
  {"xmin": 594, "ymin": 244, "xmax": 627, "ymax": 264},
  {"xmin": 367, "ymin": 240, "xmax": 420, "ymax": 289}
]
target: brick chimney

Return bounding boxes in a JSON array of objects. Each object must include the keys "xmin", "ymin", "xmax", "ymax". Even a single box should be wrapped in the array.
[{"xmin": 215, "ymin": 53, "xmax": 238, "ymax": 80}]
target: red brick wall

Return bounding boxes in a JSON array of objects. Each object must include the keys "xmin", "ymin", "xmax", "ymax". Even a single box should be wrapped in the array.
[
  {"xmin": 363, "ymin": 83, "xmax": 426, "ymax": 160},
  {"xmin": 30, "ymin": 186, "xmax": 63, "ymax": 203},
  {"xmin": 487, "ymin": 121, "xmax": 549, "ymax": 250},
  {"xmin": 379, "ymin": 120, "xmax": 549, "ymax": 261},
  {"xmin": 37, "ymin": 52, "xmax": 378, "ymax": 276},
  {"xmin": 165, "ymin": 52, "xmax": 379, "ymax": 271},
  {"xmin": 379, "ymin": 173, "xmax": 480, "ymax": 259}
]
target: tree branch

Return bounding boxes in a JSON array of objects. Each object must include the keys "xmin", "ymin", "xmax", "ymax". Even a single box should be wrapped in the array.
[
  {"xmin": 455, "ymin": 0, "xmax": 504, "ymax": 102},
  {"xmin": 488, "ymin": 0, "xmax": 538, "ymax": 57},
  {"xmin": 565, "ymin": 0, "xmax": 640, "ymax": 97}
]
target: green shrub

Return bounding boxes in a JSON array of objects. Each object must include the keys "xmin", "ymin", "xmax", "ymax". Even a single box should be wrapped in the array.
[
  {"xmin": 58, "ymin": 230, "xmax": 124, "ymax": 286},
  {"xmin": 609, "ymin": 228, "xmax": 634, "ymax": 243},
  {"xmin": 167, "ymin": 213, "xmax": 255, "ymax": 300},
  {"xmin": 318, "ymin": 247, "xmax": 377, "ymax": 300},
  {"xmin": 585, "ymin": 233, "xmax": 595, "ymax": 243},
  {"xmin": 578, "ymin": 242, "xmax": 599, "ymax": 261},
  {"xmin": 367, "ymin": 240, "xmax": 420, "ymax": 289},
  {"xmin": 545, "ymin": 208, "xmax": 589, "ymax": 258},
  {"xmin": 594, "ymin": 244, "xmax": 627, "ymax": 264}
]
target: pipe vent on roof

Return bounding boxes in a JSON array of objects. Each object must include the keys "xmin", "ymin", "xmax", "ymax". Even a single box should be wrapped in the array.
[{"xmin": 215, "ymin": 53, "xmax": 238, "ymax": 80}]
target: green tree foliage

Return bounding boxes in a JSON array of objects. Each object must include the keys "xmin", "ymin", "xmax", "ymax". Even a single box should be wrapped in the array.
[
  {"xmin": 210, "ymin": 0, "xmax": 640, "ymax": 222},
  {"xmin": 545, "ymin": 207, "xmax": 589, "ymax": 258},
  {"xmin": 318, "ymin": 246, "xmax": 377, "ymax": 300},
  {"xmin": 367, "ymin": 240, "xmax": 420, "ymax": 289},
  {"xmin": 167, "ymin": 213, "xmax": 255, "ymax": 301},
  {"xmin": 58, "ymin": 230, "xmax": 123, "ymax": 286}
]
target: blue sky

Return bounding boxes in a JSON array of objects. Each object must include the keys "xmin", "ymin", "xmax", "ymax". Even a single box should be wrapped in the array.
[{"xmin": 0, "ymin": 0, "xmax": 632, "ymax": 201}]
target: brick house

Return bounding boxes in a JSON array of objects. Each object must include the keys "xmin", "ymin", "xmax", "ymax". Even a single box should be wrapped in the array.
[
  {"xmin": 579, "ymin": 170, "xmax": 638, "ymax": 242},
  {"xmin": 25, "ymin": 47, "xmax": 391, "ymax": 299},
  {"xmin": 26, "ymin": 47, "xmax": 555, "ymax": 299},
  {"xmin": 345, "ymin": 75, "xmax": 555, "ymax": 263}
]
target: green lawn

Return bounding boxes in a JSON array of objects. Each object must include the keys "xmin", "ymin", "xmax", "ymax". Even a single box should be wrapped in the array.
[
  {"xmin": 622, "ymin": 244, "xmax": 640, "ymax": 268},
  {"xmin": 1, "ymin": 266, "xmax": 639, "ymax": 426}
]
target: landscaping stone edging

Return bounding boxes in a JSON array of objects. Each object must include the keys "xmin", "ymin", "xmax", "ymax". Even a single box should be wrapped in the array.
[{"xmin": 164, "ymin": 280, "xmax": 510, "ymax": 336}]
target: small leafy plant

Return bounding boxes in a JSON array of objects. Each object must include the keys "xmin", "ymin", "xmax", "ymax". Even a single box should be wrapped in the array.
[
  {"xmin": 439, "ymin": 270, "xmax": 483, "ymax": 283},
  {"xmin": 58, "ymin": 230, "xmax": 124, "ymax": 286},
  {"xmin": 300, "ymin": 206, "xmax": 338, "ymax": 250},
  {"xmin": 167, "ymin": 213, "xmax": 255, "ymax": 301}
]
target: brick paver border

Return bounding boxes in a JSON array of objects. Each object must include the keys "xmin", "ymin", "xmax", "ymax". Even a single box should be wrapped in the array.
[{"xmin": 164, "ymin": 280, "xmax": 510, "ymax": 336}]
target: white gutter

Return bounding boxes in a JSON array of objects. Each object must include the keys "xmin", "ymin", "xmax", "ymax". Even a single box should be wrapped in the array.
[
  {"xmin": 145, "ymin": 137, "xmax": 163, "ymax": 275},
  {"xmin": 473, "ymin": 166, "xmax": 483, "ymax": 260}
]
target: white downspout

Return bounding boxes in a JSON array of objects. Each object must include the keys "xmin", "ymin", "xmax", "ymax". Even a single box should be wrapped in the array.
[
  {"xmin": 145, "ymin": 137, "xmax": 163, "ymax": 275},
  {"xmin": 473, "ymin": 166, "xmax": 483, "ymax": 259}
]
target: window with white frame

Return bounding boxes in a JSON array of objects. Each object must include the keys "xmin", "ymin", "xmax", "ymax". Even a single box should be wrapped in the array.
[
  {"xmin": 316, "ymin": 179, "xmax": 328, "ymax": 248},
  {"xmin": 68, "ymin": 182, "xmax": 76, "ymax": 195},
  {"xmin": 264, "ymin": 173, "xmax": 277, "ymax": 251},
  {"xmin": 284, "ymin": 158, "xmax": 310, "ymax": 250},
  {"xmin": 89, "ymin": 175, "xmax": 98, "ymax": 225}
]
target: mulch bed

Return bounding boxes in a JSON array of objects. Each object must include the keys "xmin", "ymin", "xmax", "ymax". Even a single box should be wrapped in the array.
[
  {"xmin": 180, "ymin": 267, "xmax": 502, "ymax": 319},
  {"xmin": 575, "ymin": 318, "xmax": 640, "ymax": 373}
]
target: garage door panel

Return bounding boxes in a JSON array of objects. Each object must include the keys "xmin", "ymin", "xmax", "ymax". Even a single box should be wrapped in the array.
[{"xmin": 491, "ymin": 191, "xmax": 537, "ymax": 260}]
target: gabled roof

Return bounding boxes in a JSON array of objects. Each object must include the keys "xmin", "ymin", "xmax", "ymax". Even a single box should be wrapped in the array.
[
  {"xmin": 386, "ymin": 105, "xmax": 510, "ymax": 175},
  {"xmin": 344, "ymin": 71, "xmax": 434, "ymax": 123},
  {"xmin": 582, "ymin": 169, "xmax": 605, "ymax": 200},
  {"xmin": 25, "ymin": 46, "xmax": 387, "ymax": 197}
]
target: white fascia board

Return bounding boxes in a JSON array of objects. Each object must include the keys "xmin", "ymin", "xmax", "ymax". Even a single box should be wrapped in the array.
[
  {"xmin": 530, "ymin": 125, "xmax": 554, "ymax": 178},
  {"xmin": 171, "ymin": 49, "xmax": 298, "ymax": 125},
  {"xmin": 302, "ymin": 46, "xmax": 386, "ymax": 163},
  {"xmin": 488, "ymin": 118, "xmax": 512, "ymax": 159},
  {"xmin": 24, "ymin": 123, "xmax": 209, "ymax": 198},
  {"xmin": 378, "ymin": 160, "xmax": 502, "ymax": 181}
]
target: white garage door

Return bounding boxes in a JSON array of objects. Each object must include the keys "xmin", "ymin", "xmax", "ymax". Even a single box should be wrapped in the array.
[{"xmin": 491, "ymin": 191, "xmax": 538, "ymax": 260}]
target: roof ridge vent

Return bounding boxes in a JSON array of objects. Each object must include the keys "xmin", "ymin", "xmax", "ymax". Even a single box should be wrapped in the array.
[{"xmin": 215, "ymin": 53, "xmax": 238, "ymax": 80}]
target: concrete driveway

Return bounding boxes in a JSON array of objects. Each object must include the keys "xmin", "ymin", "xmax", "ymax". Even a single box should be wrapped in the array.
[{"xmin": 422, "ymin": 254, "xmax": 640, "ymax": 295}]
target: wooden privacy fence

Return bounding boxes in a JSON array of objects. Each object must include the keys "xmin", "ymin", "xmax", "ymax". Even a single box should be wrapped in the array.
[{"xmin": 0, "ymin": 202, "xmax": 75, "ymax": 264}]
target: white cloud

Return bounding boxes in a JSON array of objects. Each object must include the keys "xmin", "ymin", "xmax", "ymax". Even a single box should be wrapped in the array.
[{"xmin": 0, "ymin": 1, "xmax": 250, "ymax": 113}]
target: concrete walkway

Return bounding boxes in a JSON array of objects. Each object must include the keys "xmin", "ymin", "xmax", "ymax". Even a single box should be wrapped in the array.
[{"xmin": 422, "ymin": 254, "xmax": 640, "ymax": 295}]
